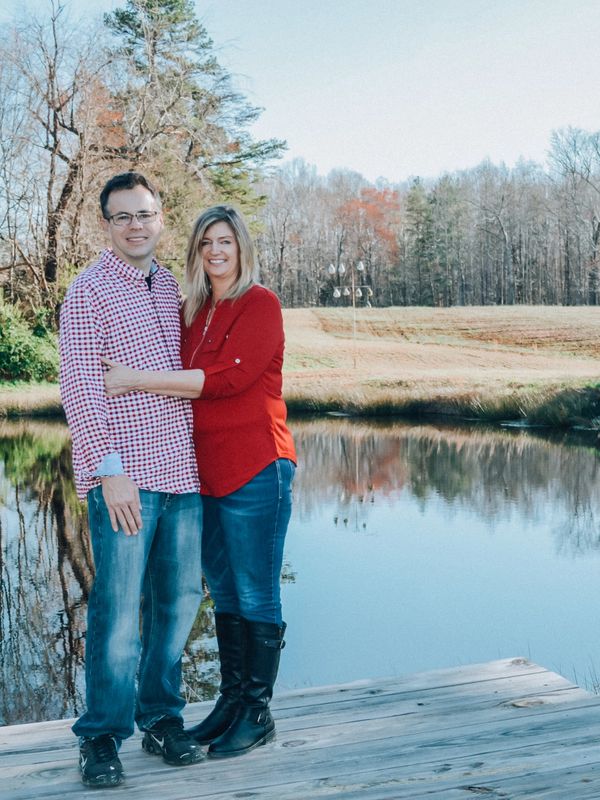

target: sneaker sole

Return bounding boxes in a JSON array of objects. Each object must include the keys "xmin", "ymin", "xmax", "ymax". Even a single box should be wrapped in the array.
[
  {"xmin": 81, "ymin": 772, "xmax": 124, "ymax": 788},
  {"xmin": 142, "ymin": 737, "xmax": 204, "ymax": 766}
]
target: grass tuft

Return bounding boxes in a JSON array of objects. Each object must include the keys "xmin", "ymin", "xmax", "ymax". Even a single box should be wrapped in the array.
[{"xmin": 0, "ymin": 382, "xmax": 63, "ymax": 417}]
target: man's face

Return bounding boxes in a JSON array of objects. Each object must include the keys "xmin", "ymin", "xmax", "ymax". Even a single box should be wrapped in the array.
[{"xmin": 102, "ymin": 185, "xmax": 164, "ymax": 271}]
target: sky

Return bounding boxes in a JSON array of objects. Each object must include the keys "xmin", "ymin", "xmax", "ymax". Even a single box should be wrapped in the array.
[{"xmin": 3, "ymin": 0, "xmax": 600, "ymax": 183}]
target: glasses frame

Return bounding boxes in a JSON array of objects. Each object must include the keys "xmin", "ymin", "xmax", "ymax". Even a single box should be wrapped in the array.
[{"xmin": 105, "ymin": 211, "xmax": 160, "ymax": 227}]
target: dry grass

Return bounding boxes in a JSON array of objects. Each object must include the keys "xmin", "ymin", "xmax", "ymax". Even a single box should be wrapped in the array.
[
  {"xmin": 0, "ymin": 382, "xmax": 62, "ymax": 417},
  {"xmin": 282, "ymin": 306, "xmax": 600, "ymax": 424},
  {"xmin": 2, "ymin": 306, "xmax": 600, "ymax": 425}
]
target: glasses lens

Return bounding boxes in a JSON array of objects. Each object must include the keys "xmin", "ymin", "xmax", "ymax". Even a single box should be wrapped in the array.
[
  {"xmin": 110, "ymin": 211, "xmax": 158, "ymax": 226},
  {"xmin": 112, "ymin": 213, "xmax": 133, "ymax": 226}
]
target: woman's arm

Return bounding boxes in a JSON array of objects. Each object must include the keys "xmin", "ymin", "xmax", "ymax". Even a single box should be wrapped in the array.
[
  {"xmin": 198, "ymin": 289, "xmax": 284, "ymax": 400},
  {"xmin": 102, "ymin": 358, "xmax": 205, "ymax": 399}
]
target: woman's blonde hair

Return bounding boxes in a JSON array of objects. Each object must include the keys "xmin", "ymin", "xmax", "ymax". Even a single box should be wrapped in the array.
[{"xmin": 183, "ymin": 205, "xmax": 257, "ymax": 326}]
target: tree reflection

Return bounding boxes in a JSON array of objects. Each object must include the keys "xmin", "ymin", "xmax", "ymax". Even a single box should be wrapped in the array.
[
  {"xmin": 0, "ymin": 421, "xmax": 92, "ymax": 724},
  {"xmin": 291, "ymin": 417, "xmax": 600, "ymax": 551}
]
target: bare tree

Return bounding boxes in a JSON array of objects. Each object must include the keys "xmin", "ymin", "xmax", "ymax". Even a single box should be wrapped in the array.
[
  {"xmin": 0, "ymin": 2, "xmax": 114, "ymax": 306},
  {"xmin": 0, "ymin": 0, "xmax": 285, "ymax": 313}
]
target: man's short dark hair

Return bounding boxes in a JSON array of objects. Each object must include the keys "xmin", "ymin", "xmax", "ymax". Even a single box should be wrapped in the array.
[{"xmin": 100, "ymin": 172, "xmax": 162, "ymax": 219}]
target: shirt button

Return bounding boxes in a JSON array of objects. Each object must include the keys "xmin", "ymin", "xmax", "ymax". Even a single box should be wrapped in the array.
[{"xmin": 234, "ymin": 358, "xmax": 241, "ymax": 364}]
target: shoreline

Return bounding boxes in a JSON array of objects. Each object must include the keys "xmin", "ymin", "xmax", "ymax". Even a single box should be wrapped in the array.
[
  {"xmin": 0, "ymin": 383, "xmax": 64, "ymax": 418},
  {"xmin": 1, "ymin": 379, "xmax": 599, "ymax": 432},
  {"xmin": 285, "ymin": 381, "xmax": 600, "ymax": 428}
]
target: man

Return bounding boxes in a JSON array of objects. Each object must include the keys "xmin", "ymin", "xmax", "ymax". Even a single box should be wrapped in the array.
[{"xmin": 59, "ymin": 172, "xmax": 204, "ymax": 788}]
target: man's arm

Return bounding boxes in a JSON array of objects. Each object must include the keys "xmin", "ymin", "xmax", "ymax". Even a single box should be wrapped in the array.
[
  {"xmin": 103, "ymin": 359, "xmax": 205, "ymax": 398},
  {"xmin": 59, "ymin": 280, "xmax": 142, "ymax": 535}
]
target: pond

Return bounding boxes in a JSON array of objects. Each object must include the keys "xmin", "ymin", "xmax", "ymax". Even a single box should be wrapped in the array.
[{"xmin": 2, "ymin": 416, "xmax": 600, "ymax": 726}]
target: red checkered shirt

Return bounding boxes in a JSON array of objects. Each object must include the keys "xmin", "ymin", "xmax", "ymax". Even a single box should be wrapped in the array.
[{"xmin": 59, "ymin": 249, "xmax": 199, "ymax": 499}]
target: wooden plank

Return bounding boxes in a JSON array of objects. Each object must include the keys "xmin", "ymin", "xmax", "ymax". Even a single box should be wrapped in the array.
[
  {"xmin": 6, "ymin": 728, "xmax": 600, "ymax": 800},
  {"xmin": 2, "ymin": 659, "xmax": 600, "ymax": 800},
  {"xmin": 1, "ymin": 672, "xmax": 589, "ymax": 767},
  {"xmin": 64, "ymin": 719, "xmax": 600, "ymax": 800},
  {"xmin": 271, "ymin": 657, "xmax": 548, "ymax": 706},
  {"xmin": 0, "ymin": 659, "xmax": 552, "ymax": 756},
  {"xmin": 269, "ymin": 673, "xmax": 585, "ymax": 731}
]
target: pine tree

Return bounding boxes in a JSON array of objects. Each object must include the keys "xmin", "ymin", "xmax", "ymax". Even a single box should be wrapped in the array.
[{"xmin": 104, "ymin": 0, "xmax": 285, "ymax": 197}]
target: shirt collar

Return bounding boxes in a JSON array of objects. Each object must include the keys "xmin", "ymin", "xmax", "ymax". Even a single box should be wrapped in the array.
[{"xmin": 100, "ymin": 248, "xmax": 160, "ymax": 282}]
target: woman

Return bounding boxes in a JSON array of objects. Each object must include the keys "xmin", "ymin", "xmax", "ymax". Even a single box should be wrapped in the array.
[{"xmin": 103, "ymin": 205, "xmax": 297, "ymax": 759}]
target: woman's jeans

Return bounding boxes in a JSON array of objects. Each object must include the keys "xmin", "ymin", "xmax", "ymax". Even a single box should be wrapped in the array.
[
  {"xmin": 72, "ymin": 487, "xmax": 203, "ymax": 742},
  {"xmin": 202, "ymin": 459, "xmax": 295, "ymax": 626}
]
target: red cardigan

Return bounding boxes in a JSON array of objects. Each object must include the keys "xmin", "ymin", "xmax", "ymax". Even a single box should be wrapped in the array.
[{"xmin": 180, "ymin": 285, "xmax": 297, "ymax": 497}]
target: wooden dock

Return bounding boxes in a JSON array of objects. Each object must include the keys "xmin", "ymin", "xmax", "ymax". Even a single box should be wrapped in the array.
[{"xmin": 2, "ymin": 657, "xmax": 600, "ymax": 799}]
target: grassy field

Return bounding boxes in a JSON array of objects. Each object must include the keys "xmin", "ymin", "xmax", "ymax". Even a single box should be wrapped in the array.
[
  {"xmin": 2, "ymin": 306, "xmax": 600, "ymax": 427},
  {"xmin": 282, "ymin": 306, "xmax": 600, "ymax": 426}
]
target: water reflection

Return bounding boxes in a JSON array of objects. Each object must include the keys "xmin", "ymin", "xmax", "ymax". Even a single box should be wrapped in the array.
[
  {"xmin": 0, "ymin": 422, "xmax": 90, "ymax": 725},
  {"xmin": 293, "ymin": 418, "xmax": 600, "ymax": 554},
  {"xmin": 1, "ymin": 416, "xmax": 600, "ymax": 725}
]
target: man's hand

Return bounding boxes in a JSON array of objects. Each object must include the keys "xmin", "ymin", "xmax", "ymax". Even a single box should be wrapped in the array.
[
  {"xmin": 102, "ymin": 358, "xmax": 139, "ymax": 396},
  {"xmin": 101, "ymin": 475, "xmax": 143, "ymax": 536}
]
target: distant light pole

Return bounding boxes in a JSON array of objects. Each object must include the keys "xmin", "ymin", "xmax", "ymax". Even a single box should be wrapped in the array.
[{"xmin": 328, "ymin": 260, "xmax": 373, "ymax": 368}]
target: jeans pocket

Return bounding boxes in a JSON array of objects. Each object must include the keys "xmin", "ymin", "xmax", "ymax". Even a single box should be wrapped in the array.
[
  {"xmin": 275, "ymin": 458, "xmax": 295, "ymax": 499},
  {"xmin": 88, "ymin": 484, "xmax": 102, "ymax": 511}
]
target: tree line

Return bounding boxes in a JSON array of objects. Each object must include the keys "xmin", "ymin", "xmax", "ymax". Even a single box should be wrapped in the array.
[
  {"xmin": 1, "ymin": 0, "xmax": 599, "ymax": 322},
  {"xmin": 256, "ymin": 130, "xmax": 600, "ymax": 308}
]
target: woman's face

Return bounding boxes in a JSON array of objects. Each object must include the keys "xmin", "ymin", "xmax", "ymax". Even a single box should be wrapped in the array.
[{"xmin": 200, "ymin": 220, "xmax": 240, "ymax": 290}]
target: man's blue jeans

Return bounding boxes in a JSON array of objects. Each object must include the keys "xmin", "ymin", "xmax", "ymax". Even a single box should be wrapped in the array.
[
  {"xmin": 72, "ymin": 488, "xmax": 203, "ymax": 742},
  {"xmin": 201, "ymin": 459, "xmax": 295, "ymax": 626}
]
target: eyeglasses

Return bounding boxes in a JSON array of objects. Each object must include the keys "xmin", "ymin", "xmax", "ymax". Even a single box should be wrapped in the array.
[{"xmin": 105, "ymin": 211, "xmax": 160, "ymax": 227}]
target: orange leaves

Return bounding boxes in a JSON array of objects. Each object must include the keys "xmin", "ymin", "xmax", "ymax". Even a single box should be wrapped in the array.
[
  {"xmin": 337, "ymin": 187, "xmax": 400, "ymax": 232},
  {"xmin": 89, "ymin": 83, "xmax": 126, "ymax": 148},
  {"xmin": 336, "ymin": 187, "xmax": 401, "ymax": 260}
]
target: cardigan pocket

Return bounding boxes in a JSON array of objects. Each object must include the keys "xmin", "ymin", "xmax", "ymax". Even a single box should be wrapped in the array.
[
  {"xmin": 187, "ymin": 331, "xmax": 230, "ymax": 368},
  {"xmin": 201, "ymin": 331, "xmax": 228, "ymax": 351}
]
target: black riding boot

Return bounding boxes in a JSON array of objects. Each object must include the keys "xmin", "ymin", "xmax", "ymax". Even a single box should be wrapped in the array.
[
  {"xmin": 187, "ymin": 613, "xmax": 245, "ymax": 745},
  {"xmin": 207, "ymin": 620, "xmax": 286, "ymax": 759}
]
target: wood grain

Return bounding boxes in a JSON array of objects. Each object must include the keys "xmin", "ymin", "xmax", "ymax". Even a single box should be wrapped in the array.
[{"xmin": 2, "ymin": 658, "xmax": 600, "ymax": 799}]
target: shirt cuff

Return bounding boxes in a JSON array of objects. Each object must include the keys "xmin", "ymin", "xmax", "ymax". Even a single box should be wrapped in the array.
[{"xmin": 94, "ymin": 452, "xmax": 125, "ymax": 477}]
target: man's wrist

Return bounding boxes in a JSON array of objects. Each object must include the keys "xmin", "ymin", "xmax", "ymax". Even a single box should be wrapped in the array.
[{"xmin": 94, "ymin": 452, "xmax": 125, "ymax": 477}]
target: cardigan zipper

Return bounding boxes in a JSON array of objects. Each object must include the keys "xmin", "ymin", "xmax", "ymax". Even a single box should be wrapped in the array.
[{"xmin": 187, "ymin": 303, "xmax": 217, "ymax": 368}]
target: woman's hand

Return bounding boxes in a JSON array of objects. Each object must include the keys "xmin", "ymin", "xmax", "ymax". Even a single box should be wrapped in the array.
[{"xmin": 102, "ymin": 358, "xmax": 140, "ymax": 396}]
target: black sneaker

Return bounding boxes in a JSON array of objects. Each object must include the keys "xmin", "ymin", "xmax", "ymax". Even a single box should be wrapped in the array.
[
  {"xmin": 142, "ymin": 716, "xmax": 204, "ymax": 766},
  {"xmin": 79, "ymin": 734, "xmax": 124, "ymax": 788}
]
